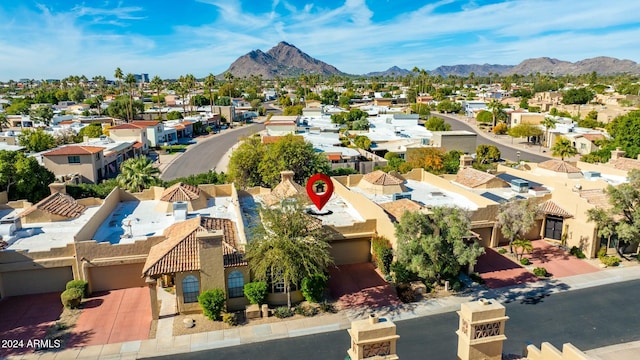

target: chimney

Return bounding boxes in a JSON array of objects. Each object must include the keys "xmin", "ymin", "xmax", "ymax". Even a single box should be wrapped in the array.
[
  {"xmin": 83, "ymin": 135, "xmax": 89, "ymax": 143},
  {"xmin": 610, "ymin": 147, "xmax": 625, "ymax": 161},
  {"xmin": 49, "ymin": 182, "xmax": 67, "ymax": 195},
  {"xmin": 460, "ymin": 154, "xmax": 473, "ymax": 169},
  {"xmin": 280, "ymin": 170, "xmax": 294, "ymax": 183}
]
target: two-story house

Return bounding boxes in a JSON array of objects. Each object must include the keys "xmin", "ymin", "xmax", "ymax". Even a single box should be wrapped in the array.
[{"xmin": 42, "ymin": 145, "xmax": 105, "ymax": 184}]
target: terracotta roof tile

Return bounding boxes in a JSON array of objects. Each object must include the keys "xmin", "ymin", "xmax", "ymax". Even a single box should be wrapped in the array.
[
  {"xmin": 133, "ymin": 141, "xmax": 144, "ymax": 149},
  {"xmin": 582, "ymin": 134, "xmax": 605, "ymax": 142},
  {"xmin": 20, "ymin": 193, "xmax": 86, "ymax": 219},
  {"xmin": 326, "ymin": 154, "xmax": 342, "ymax": 161},
  {"xmin": 160, "ymin": 182, "xmax": 201, "ymax": 202},
  {"xmin": 44, "ymin": 145, "xmax": 104, "ymax": 156},
  {"xmin": 538, "ymin": 159, "xmax": 582, "ymax": 173},
  {"xmin": 142, "ymin": 216, "xmax": 244, "ymax": 277},
  {"xmin": 579, "ymin": 189, "xmax": 610, "ymax": 208},
  {"xmin": 110, "ymin": 123, "xmax": 144, "ymax": 130},
  {"xmin": 362, "ymin": 170, "xmax": 403, "ymax": 186},
  {"xmin": 607, "ymin": 158, "xmax": 640, "ymax": 171},
  {"xmin": 131, "ymin": 121, "xmax": 160, "ymax": 127},
  {"xmin": 455, "ymin": 167, "xmax": 507, "ymax": 188},
  {"xmin": 539, "ymin": 200, "xmax": 573, "ymax": 218},
  {"xmin": 379, "ymin": 199, "xmax": 423, "ymax": 221},
  {"xmin": 263, "ymin": 171, "xmax": 309, "ymax": 206}
]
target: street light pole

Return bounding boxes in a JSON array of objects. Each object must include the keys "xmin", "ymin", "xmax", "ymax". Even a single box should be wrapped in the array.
[{"xmin": 516, "ymin": 150, "xmax": 521, "ymax": 164}]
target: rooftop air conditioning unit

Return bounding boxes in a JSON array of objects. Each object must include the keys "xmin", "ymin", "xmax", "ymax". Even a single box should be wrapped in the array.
[
  {"xmin": 173, "ymin": 201, "xmax": 188, "ymax": 222},
  {"xmin": 0, "ymin": 217, "xmax": 22, "ymax": 237},
  {"xmin": 583, "ymin": 171, "xmax": 601, "ymax": 179},
  {"xmin": 392, "ymin": 192, "xmax": 412, "ymax": 201},
  {"xmin": 510, "ymin": 179, "xmax": 529, "ymax": 193}
]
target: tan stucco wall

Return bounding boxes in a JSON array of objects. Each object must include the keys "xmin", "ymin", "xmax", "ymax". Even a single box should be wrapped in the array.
[
  {"xmin": 0, "ymin": 266, "xmax": 73, "ymax": 297},
  {"xmin": 525, "ymin": 342, "xmax": 589, "ymax": 360},
  {"xmin": 74, "ymin": 187, "xmax": 122, "ymax": 242},
  {"xmin": 267, "ymin": 290, "xmax": 303, "ymax": 306},
  {"xmin": 88, "ymin": 263, "xmax": 146, "ymax": 292},
  {"xmin": 224, "ymin": 266, "xmax": 250, "ymax": 312},
  {"xmin": 43, "ymin": 154, "xmax": 100, "ymax": 184},
  {"xmin": 21, "ymin": 210, "xmax": 68, "ymax": 224},
  {"xmin": 176, "ymin": 271, "xmax": 202, "ymax": 313}
]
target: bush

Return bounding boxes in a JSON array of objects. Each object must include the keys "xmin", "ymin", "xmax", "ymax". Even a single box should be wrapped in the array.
[
  {"xmin": 294, "ymin": 304, "xmax": 318, "ymax": 317},
  {"xmin": 222, "ymin": 312, "xmax": 237, "ymax": 326},
  {"xmin": 243, "ymin": 282, "xmax": 268, "ymax": 305},
  {"xmin": 301, "ymin": 273, "xmax": 327, "ymax": 303},
  {"xmin": 493, "ymin": 123, "xmax": 508, "ymax": 135},
  {"xmin": 60, "ymin": 288, "xmax": 83, "ymax": 309},
  {"xmin": 600, "ymin": 256, "xmax": 620, "ymax": 267},
  {"xmin": 469, "ymin": 272, "xmax": 485, "ymax": 284},
  {"xmin": 372, "ymin": 236, "xmax": 394, "ymax": 275},
  {"xmin": 450, "ymin": 279, "xmax": 464, "ymax": 292},
  {"xmin": 273, "ymin": 306, "xmax": 294, "ymax": 319},
  {"xmin": 570, "ymin": 246, "xmax": 587, "ymax": 259},
  {"xmin": 520, "ymin": 258, "xmax": 531, "ymax": 265},
  {"xmin": 66, "ymin": 280, "xmax": 88, "ymax": 298},
  {"xmin": 533, "ymin": 267, "xmax": 548, "ymax": 277},
  {"xmin": 390, "ymin": 262, "xmax": 414, "ymax": 284},
  {"xmin": 318, "ymin": 301, "xmax": 337, "ymax": 313},
  {"xmin": 396, "ymin": 283, "xmax": 416, "ymax": 303},
  {"xmin": 597, "ymin": 247, "xmax": 607, "ymax": 259},
  {"xmin": 198, "ymin": 289, "xmax": 226, "ymax": 321},
  {"xmin": 498, "ymin": 248, "xmax": 507, "ymax": 254}
]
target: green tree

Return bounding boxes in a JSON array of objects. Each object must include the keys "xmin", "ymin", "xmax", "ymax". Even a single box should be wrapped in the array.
[
  {"xmin": 320, "ymin": 89, "xmax": 338, "ymax": 105},
  {"xmin": 150, "ymin": 75, "xmax": 164, "ymax": 119},
  {"xmin": 424, "ymin": 117, "xmax": 451, "ymax": 131},
  {"xmin": 198, "ymin": 289, "xmax": 226, "ymax": 321},
  {"xmin": 78, "ymin": 123, "xmax": 103, "ymax": 139},
  {"xmin": 0, "ymin": 150, "xmax": 55, "ymax": 202},
  {"xmin": 476, "ymin": 144, "xmax": 501, "ymax": 164},
  {"xmin": 606, "ymin": 111, "xmax": 640, "ymax": 159},
  {"xmin": 0, "ymin": 112, "xmax": 8, "ymax": 132},
  {"xmin": 166, "ymin": 110, "xmax": 183, "ymax": 120},
  {"xmin": 395, "ymin": 207, "xmax": 484, "ymax": 283},
  {"xmin": 508, "ymin": 123, "xmax": 544, "ymax": 144},
  {"xmin": 586, "ymin": 207, "xmax": 617, "ymax": 252},
  {"xmin": 511, "ymin": 239, "xmax": 533, "ymax": 261},
  {"xmin": 476, "ymin": 110, "xmax": 493, "ymax": 124},
  {"xmin": 244, "ymin": 198, "xmax": 333, "ymax": 308},
  {"xmin": 283, "ymin": 105, "xmax": 303, "ymax": 115},
  {"xmin": 551, "ymin": 136, "xmax": 578, "ymax": 160},
  {"xmin": 487, "ymin": 99, "xmax": 506, "ymax": 128},
  {"xmin": 497, "ymin": 198, "xmax": 539, "ymax": 253},
  {"xmin": 116, "ymin": 156, "xmax": 160, "ymax": 192},
  {"xmin": 30, "ymin": 106, "xmax": 54, "ymax": 125},
  {"xmin": 228, "ymin": 136, "xmax": 266, "ymax": 188},
  {"xmin": 519, "ymin": 98, "xmax": 529, "ymax": 109},
  {"xmin": 436, "ymin": 99, "xmax": 462, "ymax": 113},
  {"xmin": 541, "ymin": 118, "xmax": 557, "ymax": 147},
  {"xmin": 561, "ymin": 88, "xmax": 594, "ymax": 105},
  {"xmin": 107, "ymin": 96, "xmax": 144, "ymax": 121},
  {"xmin": 17, "ymin": 128, "xmax": 56, "ymax": 152},
  {"xmin": 353, "ymin": 135, "xmax": 371, "ymax": 150},
  {"xmin": 68, "ymin": 87, "xmax": 85, "ymax": 103}
]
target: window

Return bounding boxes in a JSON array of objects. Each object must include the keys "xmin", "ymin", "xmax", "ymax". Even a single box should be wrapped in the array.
[
  {"xmin": 580, "ymin": 143, "xmax": 587, "ymax": 150},
  {"xmin": 227, "ymin": 271, "xmax": 244, "ymax": 298},
  {"xmin": 68, "ymin": 156, "xmax": 80, "ymax": 164},
  {"xmin": 182, "ymin": 275, "xmax": 199, "ymax": 303}
]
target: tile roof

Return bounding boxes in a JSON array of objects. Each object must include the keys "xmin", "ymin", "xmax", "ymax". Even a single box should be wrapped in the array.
[
  {"xmin": 379, "ymin": 199, "xmax": 423, "ymax": 221},
  {"xmin": 579, "ymin": 189, "xmax": 610, "ymax": 208},
  {"xmin": 539, "ymin": 200, "xmax": 573, "ymax": 218},
  {"xmin": 43, "ymin": 145, "xmax": 104, "ymax": 156},
  {"xmin": 142, "ymin": 216, "xmax": 245, "ymax": 277},
  {"xmin": 20, "ymin": 193, "xmax": 86, "ymax": 219},
  {"xmin": 607, "ymin": 158, "xmax": 640, "ymax": 171},
  {"xmin": 131, "ymin": 121, "xmax": 161, "ymax": 127},
  {"xmin": 582, "ymin": 134, "xmax": 605, "ymax": 142},
  {"xmin": 455, "ymin": 167, "xmax": 507, "ymax": 188},
  {"xmin": 263, "ymin": 171, "xmax": 309, "ymax": 206},
  {"xmin": 132, "ymin": 141, "xmax": 144, "ymax": 149},
  {"xmin": 537, "ymin": 159, "xmax": 582, "ymax": 173},
  {"xmin": 362, "ymin": 170, "xmax": 403, "ymax": 186},
  {"xmin": 160, "ymin": 182, "xmax": 201, "ymax": 202},
  {"xmin": 110, "ymin": 123, "xmax": 144, "ymax": 130},
  {"xmin": 326, "ymin": 154, "xmax": 342, "ymax": 161}
]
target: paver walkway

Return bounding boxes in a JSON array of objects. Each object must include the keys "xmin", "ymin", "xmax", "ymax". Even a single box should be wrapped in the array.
[
  {"xmin": 526, "ymin": 240, "xmax": 600, "ymax": 277},
  {"xmin": 328, "ymin": 263, "xmax": 401, "ymax": 309},
  {"xmin": 475, "ymin": 248, "xmax": 538, "ymax": 288},
  {"xmin": 72, "ymin": 287, "xmax": 151, "ymax": 346}
]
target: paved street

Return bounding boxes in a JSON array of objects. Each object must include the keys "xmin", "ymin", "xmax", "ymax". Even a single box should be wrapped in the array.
[
  {"xmin": 144, "ymin": 279, "xmax": 640, "ymax": 360},
  {"xmin": 160, "ymin": 122, "xmax": 265, "ymax": 181}
]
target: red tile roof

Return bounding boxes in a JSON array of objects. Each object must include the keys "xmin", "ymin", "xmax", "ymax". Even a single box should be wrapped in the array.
[
  {"xmin": 44, "ymin": 145, "xmax": 104, "ymax": 156},
  {"xmin": 538, "ymin": 160, "xmax": 581, "ymax": 173},
  {"xmin": 20, "ymin": 193, "xmax": 86, "ymax": 219},
  {"xmin": 110, "ymin": 123, "xmax": 144, "ymax": 130},
  {"xmin": 539, "ymin": 200, "xmax": 573, "ymax": 218},
  {"xmin": 455, "ymin": 167, "xmax": 507, "ymax": 188},
  {"xmin": 160, "ymin": 182, "xmax": 201, "ymax": 202},
  {"xmin": 582, "ymin": 134, "xmax": 605, "ymax": 142},
  {"xmin": 379, "ymin": 199, "xmax": 423, "ymax": 221},
  {"xmin": 131, "ymin": 121, "xmax": 160, "ymax": 128},
  {"xmin": 362, "ymin": 170, "xmax": 403, "ymax": 186},
  {"xmin": 326, "ymin": 154, "xmax": 342, "ymax": 161},
  {"xmin": 132, "ymin": 141, "xmax": 144, "ymax": 149}
]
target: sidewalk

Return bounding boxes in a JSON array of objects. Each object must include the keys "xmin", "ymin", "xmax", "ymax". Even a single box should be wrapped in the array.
[{"xmin": 12, "ymin": 264, "xmax": 640, "ymax": 359}]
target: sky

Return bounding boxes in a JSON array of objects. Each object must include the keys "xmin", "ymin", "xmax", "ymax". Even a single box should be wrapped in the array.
[{"xmin": 1, "ymin": 0, "xmax": 640, "ymax": 81}]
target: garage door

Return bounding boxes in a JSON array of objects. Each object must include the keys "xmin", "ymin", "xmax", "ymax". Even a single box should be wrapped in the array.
[
  {"xmin": 330, "ymin": 238, "xmax": 371, "ymax": 265},
  {"xmin": 2, "ymin": 267, "xmax": 73, "ymax": 297},
  {"xmin": 89, "ymin": 263, "xmax": 146, "ymax": 292}
]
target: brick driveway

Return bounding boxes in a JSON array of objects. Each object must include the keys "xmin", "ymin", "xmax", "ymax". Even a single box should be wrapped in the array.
[
  {"xmin": 526, "ymin": 240, "xmax": 600, "ymax": 278},
  {"xmin": 475, "ymin": 248, "xmax": 539, "ymax": 289},
  {"xmin": 71, "ymin": 287, "xmax": 151, "ymax": 347},
  {"xmin": 328, "ymin": 263, "xmax": 401, "ymax": 309}
]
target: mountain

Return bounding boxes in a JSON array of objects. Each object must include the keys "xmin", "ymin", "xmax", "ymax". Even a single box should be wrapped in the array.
[
  {"xmin": 222, "ymin": 42, "xmax": 344, "ymax": 79},
  {"xmin": 428, "ymin": 64, "xmax": 514, "ymax": 77},
  {"xmin": 365, "ymin": 66, "xmax": 412, "ymax": 77}
]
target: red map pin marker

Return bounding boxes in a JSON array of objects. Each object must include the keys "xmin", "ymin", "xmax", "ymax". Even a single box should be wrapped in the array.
[{"xmin": 306, "ymin": 173, "xmax": 334, "ymax": 211}]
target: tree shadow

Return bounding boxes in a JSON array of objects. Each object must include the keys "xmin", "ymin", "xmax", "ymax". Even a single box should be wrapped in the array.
[{"xmin": 471, "ymin": 278, "xmax": 571, "ymax": 306}]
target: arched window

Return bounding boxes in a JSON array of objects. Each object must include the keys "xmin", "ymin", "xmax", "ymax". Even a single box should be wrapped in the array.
[
  {"xmin": 182, "ymin": 275, "xmax": 199, "ymax": 303},
  {"xmin": 228, "ymin": 271, "xmax": 244, "ymax": 298}
]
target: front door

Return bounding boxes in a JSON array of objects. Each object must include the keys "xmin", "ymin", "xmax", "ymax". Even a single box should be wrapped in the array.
[{"xmin": 544, "ymin": 216, "xmax": 563, "ymax": 240}]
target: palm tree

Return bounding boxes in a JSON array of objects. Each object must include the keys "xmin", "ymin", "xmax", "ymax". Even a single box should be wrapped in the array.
[
  {"xmin": 92, "ymin": 75, "xmax": 106, "ymax": 116},
  {"xmin": 541, "ymin": 118, "xmax": 557, "ymax": 147},
  {"xmin": 114, "ymin": 68, "xmax": 124, "ymax": 95},
  {"xmin": 512, "ymin": 239, "xmax": 533, "ymax": 261},
  {"xmin": 551, "ymin": 136, "xmax": 578, "ymax": 161},
  {"xmin": 150, "ymin": 75, "xmax": 164, "ymax": 120},
  {"xmin": 116, "ymin": 156, "xmax": 160, "ymax": 192},
  {"xmin": 487, "ymin": 99, "xmax": 506, "ymax": 128},
  {"xmin": 204, "ymin": 73, "xmax": 216, "ymax": 115},
  {"xmin": 223, "ymin": 71, "xmax": 234, "ymax": 100},
  {"xmin": 244, "ymin": 197, "xmax": 333, "ymax": 308},
  {"xmin": 125, "ymin": 73, "xmax": 137, "ymax": 121},
  {"xmin": 183, "ymin": 74, "xmax": 196, "ymax": 114}
]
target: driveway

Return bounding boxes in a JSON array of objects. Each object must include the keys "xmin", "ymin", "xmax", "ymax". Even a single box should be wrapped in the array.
[
  {"xmin": 0, "ymin": 292, "xmax": 63, "ymax": 358},
  {"xmin": 526, "ymin": 240, "xmax": 600, "ymax": 278},
  {"xmin": 327, "ymin": 263, "xmax": 401, "ymax": 309},
  {"xmin": 475, "ymin": 248, "xmax": 538, "ymax": 289},
  {"xmin": 71, "ymin": 287, "xmax": 151, "ymax": 347}
]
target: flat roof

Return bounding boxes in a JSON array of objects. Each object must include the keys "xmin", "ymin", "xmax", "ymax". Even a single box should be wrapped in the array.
[{"xmin": 4, "ymin": 206, "xmax": 101, "ymax": 252}]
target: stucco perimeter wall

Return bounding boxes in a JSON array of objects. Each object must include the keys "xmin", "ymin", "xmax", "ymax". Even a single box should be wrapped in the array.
[
  {"xmin": 199, "ymin": 184, "xmax": 234, "ymax": 197},
  {"xmin": 229, "ymin": 185, "xmax": 247, "ymax": 246},
  {"xmin": 74, "ymin": 187, "xmax": 122, "ymax": 242},
  {"xmin": 548, "ymin": 188, "xmax": 599, "ymax": 258},
  {"xmin": 576, "ymin": 161, "xmax": 630, "ymax": 178},
  {"xmin": 0, "ymin": 191, "xmax": 8, "ymax": 205},
  {"xmin": 524, "ymin": 342, "xmax": 588, "ymax": 360},
  {"xmin": 0, "ymin": 243, "xmax": 77, "ymax": 273},
  {"xmin": 331, "ymin": 179, "xmax": 396, "ymax": 248},
  {"xmin": 75, "ymin": 236, "xmax": 165, "ymax": 266}
]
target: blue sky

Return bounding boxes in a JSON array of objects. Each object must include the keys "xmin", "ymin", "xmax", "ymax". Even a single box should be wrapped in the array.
[{"xmin": 1, "ymin": 0, "xmax": 640, "ymax": 81}]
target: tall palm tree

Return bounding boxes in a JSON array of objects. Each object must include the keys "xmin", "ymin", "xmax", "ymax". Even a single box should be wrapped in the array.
[
  {"xmin": 223, "ymin": 71, "xmax": 234, "ymax": 100},
  {"xmin": 487, "ymin": 99, "xmax": 506, "ymax": 128},
  {"xmin": 204, "ymin": 73, "xmax": 216, "ymax": 115},
  {"xmin": 551, "ymin": 136, "xmax": 578, "ymax": 161},
  {"xmin": 244, "ymin": 197, "xmax": 333, "ymax": 308},
  {"xmin": 125, "ymin": 73, "xmax": 137, "ymax": 121},
  {"xmin": 114, "ymin": 68, "xmax": 124, "ymax": 95},
  {"xmin": 183, "ymin": 74, "xmax": 196, "ymax": 114},
  {"xmin": 116, "ymin": 156, "xmax": 160, "ymax": 192},
  {"xmin": 150, "ymin": 75, "xmax": 164, "ymax": 120},
  {"xmin": 541, "ymin": 117, "xmax": 557, "ymax": 147},
  {"xmin": 92, "ymin": 75, "xmax": 106, "ymax": 116}
]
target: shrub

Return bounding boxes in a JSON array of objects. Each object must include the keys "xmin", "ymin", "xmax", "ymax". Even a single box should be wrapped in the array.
[
  {"xmin": 498, "ymin": 248, "xmax": 507, "ymax": 254},
  {"xmin": 372, "ymin": 236, "xmax": 394, "ymax": 275},
  {"xmin": 66, "ymin": 280, "xmax": 88, "ymax": 298},
  {"xmin": 294, "ymin": 304, "xmax": 318, "ymax": 317},
  {"xmin": 198, "ymin": 289, "xmax": 226, "ymax": 321},
  {"xmin": 469, "ymin": 272, "xmax": 485, "ymax": 284},
  {"xmin": 318, "ymin": 301, "xmax": 337, "ymax": 313},
  {"xmin": 520, "ymin": 258, "xmax": 531, "ymax": 266},
  {"xmin": 243, "ymin": 282, "xmax": 268, "ymax": 305},
  {"xmin": 301, "ymin": 273, "xmax": 327, "ymax": 303},
  {"xmin": 450, "ymin": 279, "xmax": 464, "ymax": 292},
  {"xmin": 570, "ymin": 246, "xmax": 586, "ymax": 259},
  {"xmin": 273, "ymin": 306, "xmax": 294, "ymax": 319},
  {"xmin": 60, "ymin": 288, "xmax": 83, "ymax": 309},
  {"xmin": 600, "ymin": 256, "xmax": 620, "ymax": 267},
  {"xmin": 597, "ymin": 247, "xmax": 607, "ymax": 259},
  {"xmin": 396, "ymin": 283, "xmax": 416, "ymax": 303},
  {"xmin": 390, "ymin": 262, "xmax": 414, "ymax": 284},
  {"xmin": 222, "ymin": 312, "xmax": 237, "ymax": 326},
  {"xmin": 493, "ymin": 123, "xmax": 508, "ymax": 135},
  {"xmin": 533, "ymin": 267, "xmax": 548, "ymax": 277}
]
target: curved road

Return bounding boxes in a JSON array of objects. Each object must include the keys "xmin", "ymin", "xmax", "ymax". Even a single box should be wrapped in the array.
[
  {"xmin": 160, "ymin": 122, "xmax": 265, "ymax": 180},
  {"xmin": 434, "ymin": 113, "xmax": 551, "ymax": 163}
]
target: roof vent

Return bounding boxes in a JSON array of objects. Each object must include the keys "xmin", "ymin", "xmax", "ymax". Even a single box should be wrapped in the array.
[
  {"xmin": 173, "ymin": 201, "xmax": 188, "ymax": 222},
  {"xmin": 583, "ymin": 171, "xmax": 601, "ymax": 179},
  {"xmin": 392, "ymin": 192, "xmax": 412, "ymax": 201},
  {"xmin": 510, "ymin": 179, "xmax": 529, "ymax": 193}
]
